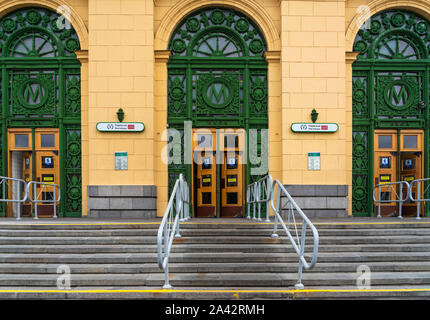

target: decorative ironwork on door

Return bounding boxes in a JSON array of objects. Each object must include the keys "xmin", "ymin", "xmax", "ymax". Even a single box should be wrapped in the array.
[
  {"xmin": 0, "ymin": 7, "xmax": 82, "ymax": 217},
  {"xmin": 167, "ymin": 7, "xmax": 269, "ymax": 211},
  {"xmin": 352, "ymin": 10, "xmax": 430, "ymax": 216}
]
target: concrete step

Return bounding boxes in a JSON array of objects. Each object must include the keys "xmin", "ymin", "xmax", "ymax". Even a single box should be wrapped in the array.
[
  {"xmin": 1, "ymin": 272, "xmax": 430, "ymax": 287},
  {"xmin": 1, "ymin": 261, "xmax": 430, "ymax": 274},
  {"xmin": 0, "ymin": 243, "xmax": 428, "ymax": 254},
  {"xmin": 1, "ymin": 235, "xmax": 430, "ymax": 245},
  {"xmin": 1, "ymin": 228, "xmax": 430, "ymax": 237},
  {"xmin": 0, "ymin": 229, "xmax": 158, "ymax": 237},
  {"xmin": 1, "ymin": 252, "xmax": 430, "ymax": 264},
  {"xmin": 0, "ymin": 220, "xmax": 429, "ymax": 231}
]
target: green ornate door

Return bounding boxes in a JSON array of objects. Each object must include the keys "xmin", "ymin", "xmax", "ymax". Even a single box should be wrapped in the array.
[
  {"xmin": 352, "ymin": 10, "xmax": 430, "ymax": 216},
  {"xmin": 167, "ymin": 7, "xmax": 268, "ymax": 217},
  {"xmin": 0, "ymin": 7, "xmax": 82, "ymax": 217}
]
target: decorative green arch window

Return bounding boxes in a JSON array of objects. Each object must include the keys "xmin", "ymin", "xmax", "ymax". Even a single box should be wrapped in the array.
[
  {"xmin": 0, "ymin": 7, "xmax": 82, "ymax": 217},
  {"xmin": 352, "ymin": 10, "xmax": 430, "ymax": 216},
  {"xmin": 167, "ymin": 7, "xmax": 268, "ymax": 200}
]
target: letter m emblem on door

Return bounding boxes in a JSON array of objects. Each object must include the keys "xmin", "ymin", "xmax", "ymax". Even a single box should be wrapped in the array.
[
  {"xmin": 207, "ymin": 82, "xmax": 230, "ymax": 106},
  {"xmin": 24, "ymin": 82, "xmax": 45, "ymax": 104}
]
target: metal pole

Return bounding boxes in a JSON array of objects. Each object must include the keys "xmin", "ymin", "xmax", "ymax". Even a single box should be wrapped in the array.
[
  {"xmin": 247, "ymin": 187, "xmax": 251, "ymax": 219},
  {"xmin": 417, "ymin": 182, "xmax": 422, "ymax": 220},
  {"xmin": 16, "ymin": 182, "xmax": 21, "ymax": 221},
  {"xmin": 253, "ymin": 185, "xmax": 256, "ymax": 220},
  {"xmin": 53, "ymin": 186, "xmax": 57, "ymax": 219},
  {"xmin": 398, "ymin": 183, "xmax": 403, "ymax": 219},
  {"xmin": 265, "ymin": 180, "xmax": 271, "ymax": 222},
  {"xmin": 295, "ymin": 222, "xmax": 307, "ymax": 290},
  {"xmin": 257, "ymin": 184, "xmax": 262, "ymax": 221},
  {"xmin": 377, "ymin": 186, "xmax": 382, "ymax": 218},
  {"xmin": 271, "ymin": 186, "xmax": 281, "ymax": 238},
  {"xmin": 163, "ymin": 264, "xmax": 171, "ymax": 289},
  {"xmin": 175, "ymin": 179, "xmax": 181, "ymax": 238},
  {"xmin": 33, "ymin": 183, "xmax": 38, "ymax": 220}
]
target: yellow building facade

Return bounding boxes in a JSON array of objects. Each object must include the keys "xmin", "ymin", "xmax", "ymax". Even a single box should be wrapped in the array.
[{"xmin": 1, "ymin": 0, "xmax": 430, "ymax": 219}]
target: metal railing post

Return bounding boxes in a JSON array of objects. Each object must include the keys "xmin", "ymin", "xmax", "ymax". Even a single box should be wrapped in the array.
[
  {"xmin": 247, "ymin": 187, "xmax": 251, "ymax": 219},
  {"xmin": 377, "ymin": 187, "xmax": 382, "ymax": 218},
  {"xmin": 295, "ymin": 221, "xmax": 307, "ymax": 290},
  {"xmin": 53, "ymin": 186, "xmax": 58, "ymax": 219},
  {"xmin": 265, "ymin": 180, "xmax": 271, "ymax": 222},
  {"xmin": 33, "ymin": 183, "xmax": 38, "ymax": 220},
  {"xmin": 416, "ymin": 182, "xmax": 421, "ymax": 220},
  {"xmin": 398, "ymin": 183, "xmax": 403, "ymax": 219},
  {"xmin": 257, "ymin": 185, "xmax": 262, "ymax": 221},
  {"xmin": 16, "ymin": 182, "xmax": 21, "ymax": 221},
  {"xmin": 271, "ymin": 186, "xmax": 281, "ymax": 239},
  {"xmin": 163, "ymin": 263, "xmax": 171, "ymax": 289}
]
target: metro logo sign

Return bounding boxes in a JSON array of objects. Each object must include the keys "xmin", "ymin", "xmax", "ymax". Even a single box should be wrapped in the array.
[{"xmin": 291, "ymin": 123, "xmax": 338, "ymax": 133}]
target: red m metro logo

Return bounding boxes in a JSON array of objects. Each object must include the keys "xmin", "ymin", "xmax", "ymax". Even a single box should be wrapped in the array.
[
  {"xmin": 128, "ymin": 124, "xmax": 135, "ymax": 130},
  {"xmin": 321, "ymin": 125, "xmax": 328, "ymax": 130}
]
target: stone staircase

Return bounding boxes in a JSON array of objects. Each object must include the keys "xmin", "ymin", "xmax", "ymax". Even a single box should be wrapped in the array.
[{"xmin": 0, "ymin": 219, "xmax": 429, "ymax": 299}]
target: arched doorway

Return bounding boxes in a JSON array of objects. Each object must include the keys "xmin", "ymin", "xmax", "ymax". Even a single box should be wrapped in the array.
[
  {"xmin": 0, "ymin": 7, "xmax": 82, "ymax": 217},
  {"xmin": 167, "ymin": 7, "xmax": 268, "ymax": 218},
  {"xmin": 352, "ymin": 9, "xmax": 430, "ymax": 217}
]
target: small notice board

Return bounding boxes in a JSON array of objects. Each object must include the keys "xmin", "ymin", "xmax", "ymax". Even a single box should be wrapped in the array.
[
  {"xmin": 308, "ymin": 152, "xmax": 321, "ymax": 171},
  {"xmin": 115, "ymin": 152, "xmax": 128, "ymax": 170}
]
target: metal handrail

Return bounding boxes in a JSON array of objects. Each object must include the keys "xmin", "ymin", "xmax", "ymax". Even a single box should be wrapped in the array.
[
  {"xmin": 270, "ymin": 179, "xmax": 319, "ymax": 289},
  {"xmin": 26, "ymin": 181, "xmax": 61, "ymax": 220},
  {"xmin": 373, "ymin": 181, "xmax": 410, "ymax": 219},
  {"xmin": 409, "ymin": 178, "xmax": 430, "ymax": 220},
  {"xmin": 246, "ymin": 175, "xmax": 273, "ymax": 222},
  {"xmin": 157, "ymin": 173, "xmax": 189, "ymax": 289},
  {"xmin": 0, "ymin": 176, "xmax": 28, "ymax": 220}
]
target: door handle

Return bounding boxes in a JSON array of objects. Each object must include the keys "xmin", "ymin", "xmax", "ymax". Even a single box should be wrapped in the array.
[{"xmin": 375, "ymin": 177, "xmax": 379, "ymax": 186}]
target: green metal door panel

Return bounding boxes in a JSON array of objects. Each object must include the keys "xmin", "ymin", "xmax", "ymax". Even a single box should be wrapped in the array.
[
  {"xmin": 352, "ymin": 9, "xmax": 430, "ymax": 216},
  {"xmin": 167, "ymin": 7, "xmax": 268, "ymax": 217},
  {"xmin": 0, "ymin": 7, "xmax": 82, "ymax": 217}
]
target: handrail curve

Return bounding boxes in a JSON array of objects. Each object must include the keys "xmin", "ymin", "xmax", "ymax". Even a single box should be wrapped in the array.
[
  {"xmin": 269, "ymin": 179, "xmax": 319, "ymax": 289},
  {"xmin": 157, "ymin": 173, "xmax": 189, "ymax": 289}
]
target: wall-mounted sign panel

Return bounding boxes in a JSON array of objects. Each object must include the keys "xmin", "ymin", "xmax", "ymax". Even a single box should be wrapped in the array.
[
  {"xmin": 292, "ymin": 123, "xmax": 338, "ymax": 133},
  {"xmin": 115, "ymin": 152, "xmax": 128, "ymax": 170},
  {"xmin": 97, "ymin": 122, "xmax": 145, "ymax": 132},
  {"xmin": 308, "ymin": 152, "xmax": 321, "ymax": 171}
]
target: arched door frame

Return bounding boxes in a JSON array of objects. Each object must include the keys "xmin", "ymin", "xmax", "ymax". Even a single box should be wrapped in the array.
[
  {"xmin": 350, "ymin": 8, "xmax": 430, "ymax": 217},
  {"xmin": 0, "ymin": 6, "xmax": 84, "ymax": 217},
  {"xmin": 154, "ymin": 1, "xmax": 281, "ymax": 215}
]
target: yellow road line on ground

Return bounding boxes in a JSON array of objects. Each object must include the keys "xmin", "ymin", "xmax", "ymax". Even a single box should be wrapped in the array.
[{"xmin": 1, "ymin": 288, "xmax": 430, "ymax": 294}]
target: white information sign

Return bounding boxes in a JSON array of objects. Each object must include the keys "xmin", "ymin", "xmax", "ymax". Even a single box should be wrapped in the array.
[
  {"xmin": 115, "ymin": 152, "xmax": 128, "ymax": 170},
  {"xmin": 292, "ymin": 123, "xmax": 338, "ymax": 133},
  {"xmin": 308, "ymin": 152, "xmax": 321, "ymax": 171},
  {"xmin": 97, "ymin": 122, "xmax": 145, "ymax": 132}
]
